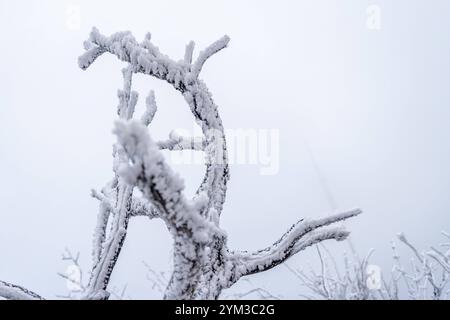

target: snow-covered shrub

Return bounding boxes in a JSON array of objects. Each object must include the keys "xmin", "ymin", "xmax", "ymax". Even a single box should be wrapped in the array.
[{"xmin": 289, "ymin": 232, "xmax": 450, "ymax": 300}]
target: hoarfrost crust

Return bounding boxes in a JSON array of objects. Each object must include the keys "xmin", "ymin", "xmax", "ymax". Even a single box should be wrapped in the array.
[{"xmin": 0, "ymin": 27, "xmax": 361, "ymax": 300}]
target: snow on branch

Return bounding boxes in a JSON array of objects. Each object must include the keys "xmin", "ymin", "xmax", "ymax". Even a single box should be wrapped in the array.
[
  {"xmin": 113, "ymin": 120, "xmax": 185, "ymax": 199},
  {"xmin": 84, "ymin": 54, "xmax": 155, "ymax": 299},
  {"xmin": 117, "ymin": 67, "xmax": 138, "ymax": 120},
  {"xmin": 141, "ymin": 32, "xmax": 161, "ymax": 58},
  {"xmin": 428, "ymin": 249, "xmax": 450, "ymax": 274},
  {"xmin": 0, "ymin": 281, "xmax": 44, "ymax": 300},
  {"xmin": 291, "ymin": 231, "xmax": 450, "ymax": 300},
  {"xmin": 79, "ymin": 27, "xmax": 230, "ymax": 90},
  {"xmin": 0, "ymin": 28, "xmax": 363, "ymax": 300},
  {"xmin": 397, "ymin": 232, "xmax": 448, "ymax": 299},
  {"xmin": 79, "ymin": 27, "xmax": 186, "ymax": 89},
  {"xmin": 79, "ymin": 28, "xmax": 132, "ymax": 70},
  {"xmin": 231, "ymin": 209, "xmax": 361, "ymax": 277},
  {"xmin": 141, "ymin": 90, "xmax": 158, "ymax": 126},
  {"xmin": 79, "ymin": 27, "xmax": 230, "ymax": 220},
  {"xmin": 184, "ymin": 41, "xmax": 195, "ymax": 66},
  {"xmin": 78, "ymin": 28, "xmax": 361, "ymax": 299},
  {"xmin": 113, "ymin": 120, "xmax": 220, "ymax": 242},
  {"xmin": 189, "ymin": 35, "xmax": 230, "ymax": 81},
  {"xmin": 157, "ymin": 131, "xmax": 205, "ymax": 151},
  {"xmin": 129, "ymin": 196, "xmax": 159, "ymax": 219}
]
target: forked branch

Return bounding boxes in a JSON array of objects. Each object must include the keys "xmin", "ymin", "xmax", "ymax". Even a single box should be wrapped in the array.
[{"xmin": 0, "ymin": 27, "xmax": 361, "ymax": 300}]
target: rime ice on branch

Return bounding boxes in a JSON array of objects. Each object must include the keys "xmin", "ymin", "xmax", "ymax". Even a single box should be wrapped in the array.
[
  {"xmin": 290, "ymin": 232, "xmax": 450, "ymax": 300},
  {"xmin": 78, "ymin": 27, "xmax": 361, "ymax": 300},
  {"xmin": 0, "ymin": 27, "xmax": 361, "ymax": 300},
  {"xmin": 0, "ymin": 281, "xmax": 43, "ymax": 300}
]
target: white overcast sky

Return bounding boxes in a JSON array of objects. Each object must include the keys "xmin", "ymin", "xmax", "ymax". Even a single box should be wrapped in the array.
[{"xmin": 1, "ymin": 0, "xmax": 450, "ymax": 299}]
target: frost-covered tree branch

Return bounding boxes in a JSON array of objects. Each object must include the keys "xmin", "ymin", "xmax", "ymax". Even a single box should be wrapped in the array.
[
  {"xmin": 188, "ymin": 35, "xmax": 230, "ymax": 81},
  {"xmin": 0, "ymin": 27, "xmax": 361, "ymax": 300},
  {"xmin": 396, "ymin": 232, "xmax": 449, "ymax": 299},
  {"xmin": 83, "ymin": 66, "xmax": 154, "ymax": 300},
  {"xmin": 0, "ymin": 281, "xmax": 44, "ymax": 300},
  {"xmin": 79, "ymin": 27, "xmax": 361, "ymax": 299},
  {"xmin": 230, "ymin": 209, "xmax": 361, "ymax": 277},
  {"xmin": 157, "ymin": 131, "xmax": 205, "ymax": 151},
  {"xmin": 292, "ymin": 232, "xmax": 450, "ymax": 300}
]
